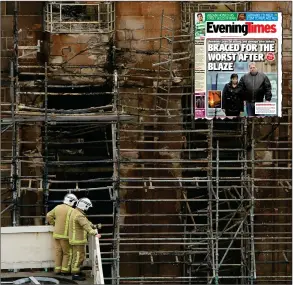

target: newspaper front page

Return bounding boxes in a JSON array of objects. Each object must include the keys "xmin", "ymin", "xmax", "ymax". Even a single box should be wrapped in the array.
[{"xmin": 194, "ymin": 12, "xmax": 282, "ymax": 119}]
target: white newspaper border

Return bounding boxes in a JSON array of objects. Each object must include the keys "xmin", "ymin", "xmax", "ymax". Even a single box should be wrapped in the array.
[{"xmin": 194, "ymin": 13, "xmax": 283, "ymax": 119}]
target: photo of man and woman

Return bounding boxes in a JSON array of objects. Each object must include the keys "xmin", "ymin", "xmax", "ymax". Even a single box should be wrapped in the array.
[
  {"xmin": 207, "ymin": 62, "xmax": 274, "ymax": 117},
  {"xmin": 222, "ymin": 62, "xmax": 272, "ymax": 117}
]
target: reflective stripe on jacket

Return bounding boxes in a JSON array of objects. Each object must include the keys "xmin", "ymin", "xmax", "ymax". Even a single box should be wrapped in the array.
[
  {"xmin": 69, "ymin": 208, "xmax": 96, "ymax": 245},
  {"xmin": 46, "ymin": 204, "xmax": 73, "ymax": 239}
]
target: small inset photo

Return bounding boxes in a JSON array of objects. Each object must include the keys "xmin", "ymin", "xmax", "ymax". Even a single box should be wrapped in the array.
[
  {"xmin": 208, "ymin": 90, "xmax": 222, "ymax": 108},
  {"xmin": 237, "ymin": 13, "xmax": 246, "ymax": 21},
  {"xmin": 195, "ymin": 96, "xmax": 205, "ymax": 109},
  {"xmin": 195, "ymin": 12, "xmax": 205, "ymax": 37}
]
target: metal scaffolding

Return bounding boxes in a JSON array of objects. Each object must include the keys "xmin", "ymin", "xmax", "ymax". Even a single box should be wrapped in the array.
[
  {"xmin": 1, "ymin": 1, "xmax": 292, "ymax": 285},
  {"xmin": 44, "ymin": 1, "xmax": 115, "ymax": 34},
  {"xmin": 1, "ymin": 3, "xmax": 122, "ymax": 282},
  {"xmin": 109, "ymin": 2, "xmax": 291, "ymax": 284}
]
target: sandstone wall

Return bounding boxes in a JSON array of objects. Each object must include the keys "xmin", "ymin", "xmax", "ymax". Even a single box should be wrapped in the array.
[
  {"xmin": 116, "ymin": 2, "xmax": 185, "ymax": 281},
  {"xmin": 251, "ymin": 2, "xmax": 292, "ymax": 282},
  {"xmin": 0, "ymin": 2, "xmax": 291, "ymax": 283},
  {"xmin": 47, "ymin": 32, "xmax": 112, "ymax": 85},
  {"xmin": 1, "ymin": 1, "xmax": 43, "ymax": 226}
]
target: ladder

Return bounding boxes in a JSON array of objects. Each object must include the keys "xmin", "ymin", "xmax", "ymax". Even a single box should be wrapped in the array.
[{"xmin": 154, "ymin": 10, "xmax": 175, "ymax": 115}]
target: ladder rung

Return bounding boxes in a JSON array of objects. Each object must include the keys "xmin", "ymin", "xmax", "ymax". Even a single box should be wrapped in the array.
[
  {"xmin": 18, "ymin": 46, "xmax": 39, "ymax": 50},
  {"xmin": 157, "ymin": 66, "xmax": 170, "ymax": 72},
  {"xmin": 163, "ymin": 15, "xmax": 175, "ymax": 21},
  {"xmin": 158, "ymin": 86, "xmax": 168, "ymax": 92},
  {"xmin": 163, "ymin": 36, "xmax": 173, "ymax": 42},
  {"xmin": 162, "ymin": 25, "xmax": 173, "ymax": 31},
  {"xmin": 158, "ymin": 96, "xmax": 168, "ymax": 102},
  {"xmin": 174, "ymin": 40, "xmax": 190, "ymax": 43},
  {"xmin": 159, "ymin": 56, "xmax": 171, "ymax": 62},
  {"xmin": 19, "ymin": 72, "xmax": 45, "ymax": 76},
  {"xmin": 159, "ymin": 53, "xmax": 170, "ymax": 58},
  {"xmin": 153, "ymin": 60, "xmax": 170, "ymax": 67},
  {"xmin": 18, "ymin": 65, "xmax": 45, "ymax": 68},
  {"xmin": 160, "ymin": 47, "xmax": 172, "ymax": 52}
]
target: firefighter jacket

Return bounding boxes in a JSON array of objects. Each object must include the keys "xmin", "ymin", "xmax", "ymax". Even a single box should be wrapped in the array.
[
  {"xmin": 69, "ymin": 208, "xmax": 97, "ymax": 245},
  {"xmin": 46, "ymin": 203, "xmax": 73, "ymax": 240}
]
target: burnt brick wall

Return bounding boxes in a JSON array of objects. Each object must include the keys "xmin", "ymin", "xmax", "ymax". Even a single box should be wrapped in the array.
[
  {"xmin": 1, "ymin": 1, "xmax": 43, "ymax": 226},
  {"xmin": 47, "ymin": 33, "xmax": 112, "ymax": 85},
  {"xmin": 115, "ymin": 2, "xmax": 185, "ymax": 280},
  {"xmin": 251, "ymin": 2, "xmax": 292, "ymax": 282}
]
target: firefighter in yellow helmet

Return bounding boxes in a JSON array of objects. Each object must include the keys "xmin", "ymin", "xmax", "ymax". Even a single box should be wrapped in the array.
[
  {"xmin": 46, "ymin": 193, "xmax": 78, "ymax": 275},
  {"xmin": 69, "ymin": 197, "xmax": 101, "ymax": 281}
]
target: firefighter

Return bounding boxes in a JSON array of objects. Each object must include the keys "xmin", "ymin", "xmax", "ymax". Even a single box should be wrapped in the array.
[
  {"xmin": 69, "ymin": 197, "xmax": 101, "ymax": 281},
  {"xmin": 46, "ymin": 193, "xmax": 78, "ymax": 275}
]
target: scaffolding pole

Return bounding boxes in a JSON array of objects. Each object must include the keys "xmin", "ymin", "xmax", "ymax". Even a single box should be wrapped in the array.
[
  {"xmin": 11, "ymin": 0, "xmax": 20, "ymax": 227},
  {"xmin": 112, "ymin": 69, "xmax": 121, "ymax": 284},
  {"xmin": 44, "ymin": 62, "xmax": 49, "ymax": 224}
]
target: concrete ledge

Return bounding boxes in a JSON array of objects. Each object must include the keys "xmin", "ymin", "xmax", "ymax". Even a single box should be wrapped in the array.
[
  {"xmin": 1, "ymin": 226, "xmax": 55, "ymax": 270},
  {"xmin": 1, "ymin": 225, "xmax": 54, "ymax": 234}
]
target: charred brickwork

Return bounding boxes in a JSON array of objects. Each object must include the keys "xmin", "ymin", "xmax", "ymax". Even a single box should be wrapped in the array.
[
  {"xmin": 1, "ymin": 1, "xmax": 43, "ymax": 226},
  {"xmin": 250, "ymin": 2, "xmax": 292, "ymax": 283},
  {"xmin": 47, "ymin": 33, "xmax": 112, "ymax": 85},
  {"xmin": 0, "ymin": 2, "xmax": 292, "ymax": 284},
  {"xmin": 115, "ymin": 2, "xmax": 186, "ymax": 280}
]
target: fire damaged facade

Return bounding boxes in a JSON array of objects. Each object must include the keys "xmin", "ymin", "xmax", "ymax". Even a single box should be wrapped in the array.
[{"xmin": 0, "ymin": 1, "xmax": 292, "ymax": 284}]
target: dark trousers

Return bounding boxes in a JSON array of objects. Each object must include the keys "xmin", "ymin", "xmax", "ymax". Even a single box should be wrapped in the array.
[
  {"xmin": 225, "ymin": 110, "xmax": 240, "ymax": 117},
  {"xmin": 246, "ymin": 102, "xmax": 256, "ymax": 117}
]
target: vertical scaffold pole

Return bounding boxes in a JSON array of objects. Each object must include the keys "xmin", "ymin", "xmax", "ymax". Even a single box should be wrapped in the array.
[
  {"xmin": 215, "ymin": 140, "xmax": 219, "ymax": 285},
  {"xmin": 250, "ymin": 123, "xmax": 256, "ymax": 284},
  {"xmin": 44, "ymin": 62, "xmax": 49, "ymax": 224},
  {"xmin": 207, "ymin": 120, "xmax": 215, "ymax": 283},
  {"xmin": 10, "ymin": 60, "xmax": 17, "ymax": 227},
  {"xmin": 112, "ymin": 70, "xmax": 120, "ymax": 284},
  {"xmin": 12, "ymin": 1, "xmax": 20, "ymax": 227}
]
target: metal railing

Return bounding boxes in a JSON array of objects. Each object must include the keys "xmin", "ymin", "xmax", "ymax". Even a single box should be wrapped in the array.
[
  {"xmin": 44, "ymin": 2, "xmax": 115, "ymax": 34},
  {"xmin": 89, "ymin": 234, "xmax": 105, "ymax": 285}
]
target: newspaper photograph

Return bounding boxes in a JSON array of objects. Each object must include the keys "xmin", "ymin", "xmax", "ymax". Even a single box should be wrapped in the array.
[{"xmin": 194, "ymin": 12, "xmax": 282, "ymax": 119}]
